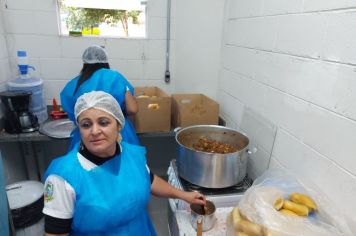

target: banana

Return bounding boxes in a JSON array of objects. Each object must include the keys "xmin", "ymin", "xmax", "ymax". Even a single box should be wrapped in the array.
[
  {"xmin": 232, "ymin": 207, "xmax": 242, "ymax": 229},
  {"xmin": 273, "ymin": 198, "xmax": 284, "ymax": 210},
  {"xmin": 290, "ymin": 193, "xmax": 317, "ymax": 211},
  {"xmin": 237, "ymin": 232, "xmax": 251, "ymax": 236},
  {"xmin": 282, "ymin": 200, "xmax": 309, "ymax": 216},
  {"xmin": 279, "ymin": 208, "xmax": 299, "ymax": 217},
  {"xmin": 238, "ymin": 219, "xmax": 263, "ymax": 236},
  {"xmin": 263, "ymin": 228, "xmax": 279, "ymax": 236}
]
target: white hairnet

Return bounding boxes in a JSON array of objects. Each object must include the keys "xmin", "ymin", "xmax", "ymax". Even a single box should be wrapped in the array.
[
  {"xmin": 82, "ymin": 45, "xmax": 108, "ymax": 64},
  {"xmin": 74, "ymin": 91, "xmax": 125, "ymax": 127}
]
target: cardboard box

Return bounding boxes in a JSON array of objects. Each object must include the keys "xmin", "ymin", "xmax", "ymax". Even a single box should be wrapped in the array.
[
  {"xmin": 172, "ymin": 94, "xmax": 219, "ymax": 128},
  {"xmin": 134, "ymin": 87, "xmax": 171, "ymax": 133}
]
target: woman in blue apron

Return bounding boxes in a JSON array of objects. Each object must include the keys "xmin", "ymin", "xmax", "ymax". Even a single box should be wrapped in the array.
[
  {"xmin": 43, "ymin": 91, "xmax": 206, "ymax": 235},
  {"xmin": 61, "ymin": 45, "xmax": 140, "ymax": 150}
]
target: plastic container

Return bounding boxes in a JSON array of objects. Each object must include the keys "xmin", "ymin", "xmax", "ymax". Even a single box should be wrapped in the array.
[
  {"xmin": 6, "ymin": 181, "xmax": 44, "ymax": 236},
  {"xmin": 8, "ymin": 50, "xmax": 48, "ymax": 123}
]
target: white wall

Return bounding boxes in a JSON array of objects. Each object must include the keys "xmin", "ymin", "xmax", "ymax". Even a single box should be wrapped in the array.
[
  {"xmin": 0, "ymin": 0, "xmax": 10, "ymax": 91},
  {"xmin": 1, "ymin": 0, "xmax": 174, "ymax": 104},
  {"xmin": 0, "ymin": 0, "xmax": 10, "ymax": 127},
  {"xmin": 173, "ymin": 0, "xmax": 225, "ymax": 99},
  {"xmin": 220, "ymin": 0, "xmax": 356, "ymax": 228}
]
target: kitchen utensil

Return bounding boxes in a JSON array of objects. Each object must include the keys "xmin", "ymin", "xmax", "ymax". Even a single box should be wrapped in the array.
[
  {"xmin": 39, "ymin": 119, "xmax": 75, "ymax": 138},
  {"xmin": 190, "ymin": 200, "xmax": 216, "ymax": 233},
  {"xmin": 176, "ymin": 125, "xmax": 250, "ymax": 188}
]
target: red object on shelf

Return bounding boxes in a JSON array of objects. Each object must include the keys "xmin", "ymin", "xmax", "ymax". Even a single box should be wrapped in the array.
[
  {"xmin": 50, "ymin": 111, "xmax": 68, "ymax": 120},
  {"xmin": 53, "ymin": 98, "xmax": 59, "ymax": 111}
]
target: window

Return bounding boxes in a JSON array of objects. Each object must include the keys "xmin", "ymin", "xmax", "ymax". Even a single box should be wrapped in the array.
[{"xmin": 57, "ymin": 0, "xmax": 147, "ymax": 37}]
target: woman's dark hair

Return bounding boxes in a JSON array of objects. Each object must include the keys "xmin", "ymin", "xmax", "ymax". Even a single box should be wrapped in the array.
[{"xmin": 73, "ymin": 63, "xmax": 110, "ymax": 94}]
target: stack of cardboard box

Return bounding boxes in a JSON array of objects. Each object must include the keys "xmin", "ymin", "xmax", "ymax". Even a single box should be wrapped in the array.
[{"xmin": 133, "ymin": 87, "xmax": 219, "ymax": 133}]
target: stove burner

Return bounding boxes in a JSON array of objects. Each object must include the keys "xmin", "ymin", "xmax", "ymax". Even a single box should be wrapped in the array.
[{"xmin": 178, "ymin": 175, "xmax": 253, "ymax": 196}]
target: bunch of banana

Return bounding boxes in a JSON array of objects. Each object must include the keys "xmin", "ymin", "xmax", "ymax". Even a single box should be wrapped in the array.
[
  {"xmin": 273, "ymin": 192, "xmax": 317, "ymax": 217},
  {"xmin": 228, "ymin": 206, "xmax": 278, "ymax": 236}
]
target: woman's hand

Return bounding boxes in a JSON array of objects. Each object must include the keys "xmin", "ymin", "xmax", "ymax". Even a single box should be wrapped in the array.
[
  {"xmin": 180, "ymin": 191, "xmax": 206, "ymax": 205},
  {"xmin": 150, "ymin": 175, "xmax": 206, "ymax": 205}
]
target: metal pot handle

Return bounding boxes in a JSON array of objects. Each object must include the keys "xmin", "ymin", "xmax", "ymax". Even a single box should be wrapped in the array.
[
  {"xmin": 247, "ymin": 147, "xmax": 258, "ymax": 155},
  {"xmin": 173, "ymin": 127, "xmax": 182, "ymax": 133}
]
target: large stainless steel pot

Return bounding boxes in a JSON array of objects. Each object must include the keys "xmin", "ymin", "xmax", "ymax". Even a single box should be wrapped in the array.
[{"xmin": 175, "ymin": 125, "xmax": 249, "ymax": 188}]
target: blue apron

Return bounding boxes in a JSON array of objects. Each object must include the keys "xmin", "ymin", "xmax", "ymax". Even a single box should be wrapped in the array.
[
  {"xmin": 45, "ymin": 142, "xmax": 156, "ymax": 236},
  {"xmin": 60, "ymin": 68, "xmax": 140, "ymax": 149}
]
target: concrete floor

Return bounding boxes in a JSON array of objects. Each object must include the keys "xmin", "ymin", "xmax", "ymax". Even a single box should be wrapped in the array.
[{"xmin": 148, "ymin": 190, "xmax": 170, "ymax": 235}]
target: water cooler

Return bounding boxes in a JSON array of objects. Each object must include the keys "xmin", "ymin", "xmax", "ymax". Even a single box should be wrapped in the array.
[{"xmin": 7, "ymin": 51, "xmax": 48, "ymax": 123}]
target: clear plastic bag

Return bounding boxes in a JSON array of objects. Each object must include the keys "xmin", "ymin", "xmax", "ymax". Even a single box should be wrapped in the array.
[{"xmin": 227, "ymin": 169, "xmax": 353, "ymax": 236}]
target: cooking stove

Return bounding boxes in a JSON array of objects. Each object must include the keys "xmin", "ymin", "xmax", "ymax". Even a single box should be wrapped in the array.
[
  {"xmin": 167, "ymin": 159, "xmax": 253, "ymax": 236},
  {"xmin": 177, "ymin": 170, "xmax": 252, "ymax": 196}
]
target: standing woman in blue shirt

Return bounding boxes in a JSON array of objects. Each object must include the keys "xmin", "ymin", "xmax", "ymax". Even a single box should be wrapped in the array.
[{"xmin": 61, "ymin": 45, "xmax": 140, "ymax": 149}]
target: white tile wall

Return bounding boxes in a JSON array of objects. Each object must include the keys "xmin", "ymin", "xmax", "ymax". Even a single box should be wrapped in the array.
[
  {"xmin": 60, "ymin": 37, "xmax": 106, "ymax": 58},
  {"xmin": 106, "ymin": 39, "xmax": 144, "ymax": 60},
  {"xmin": 322, "ymin": 11, "xmax": 356, "ymax": 65},
  {"xmin": 255, "ymin": 51, "xmax": 356, "ymax": 120},
  {"xmin": 142, "ymin": 59, "xmax": 165, "ymax": 80},
  {"xmin": 42, "ymin": 79, "xmax": 68, "ymax": 103},
  {"xmin": 275, "ymin": 13, "xmax": 328, "ymax": 59},
  {"xmin": 117, "ymin": 59, "xmax": 144, "ymax": 80},
  {"xmin": 0, "ymin": 4, "xmax": 9, "ymax": 89},
  {"xmin": 226, "ymin": 17, "xmax": 278, "ymax": 51},
  {"xmin": 0, "ymin": 58, "xmax": 10, "ymax": 82},
  {"xmin": 3, "ymin": 9, "xmax": 58, "ymax": 35},
  {"xmin": 228, "ymin": 0, "xmax": 263, "ymax": 18},
  {"xmin": 5, "ymin": 0, "xmax": 56, "ymax": 11},
  {"xmin": 303, "ymin": 0, "xmax": 356, "ymax": 12},
  {"xmin": 261, "ymin": 0, "xmax": 303, "ymax": 15},
  {"xmin": 221, "ymin": 0, "xmax": 356, "ymax": 227},
  {"xmin": 0, "ymin": 35, "xmax": 7, "ymax": 59},
  {"xmin": 147, "ymin": 0, "xmax": 168, "ymax": 17},
  {"xmin": 217, "ymin": 89, "xmax": 244, "ymax": 127},
  {"xmin": 6, "ymin": 34, "xmax": 62, "ymax": 58},
  {"xmin": 39, "ymin": 58, "xmax": 81, "ymax": 80},
  {"xmin": 143, "ymin": 39, "xmax": 166, "ymax": 60},
  {"xmin": 147, "ymin": 16, "xmax": 167, "ymax": 40}
]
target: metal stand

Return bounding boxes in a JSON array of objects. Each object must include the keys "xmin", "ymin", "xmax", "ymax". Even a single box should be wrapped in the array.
[{"xmin": 19, "ymin": 142, "xmax": 41, "ymax": 181}]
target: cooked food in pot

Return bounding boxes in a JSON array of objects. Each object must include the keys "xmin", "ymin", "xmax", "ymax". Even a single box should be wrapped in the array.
[{"xmin": 192, "ymin": 137, "xmax": 238, "ymax": 154}]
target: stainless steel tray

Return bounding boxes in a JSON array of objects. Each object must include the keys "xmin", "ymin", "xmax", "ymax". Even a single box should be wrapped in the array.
[{"xmin": 39, "ymin": 119, "xmax": 75, "ymax": 139}]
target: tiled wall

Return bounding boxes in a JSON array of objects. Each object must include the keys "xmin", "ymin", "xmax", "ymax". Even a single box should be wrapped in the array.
[
  {"xmin": 0, "ymin": 0, "xmax": 10, "ymax": 127},
  {"xmin": 1, "ymin": 0, "xmax": 175, "ymax": 103},
  {"xmin": 0, "ymin": 1, "xmax": 9, "ymax": 92},
  {"xmin": 219, "ymin": 0, "xmax": 356, "ymax": 227}
]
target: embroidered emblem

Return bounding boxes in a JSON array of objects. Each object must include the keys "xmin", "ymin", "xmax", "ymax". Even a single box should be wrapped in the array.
[{"xmin": 44, "ymin": 181, "xmax": 54, "ymax": 202}]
